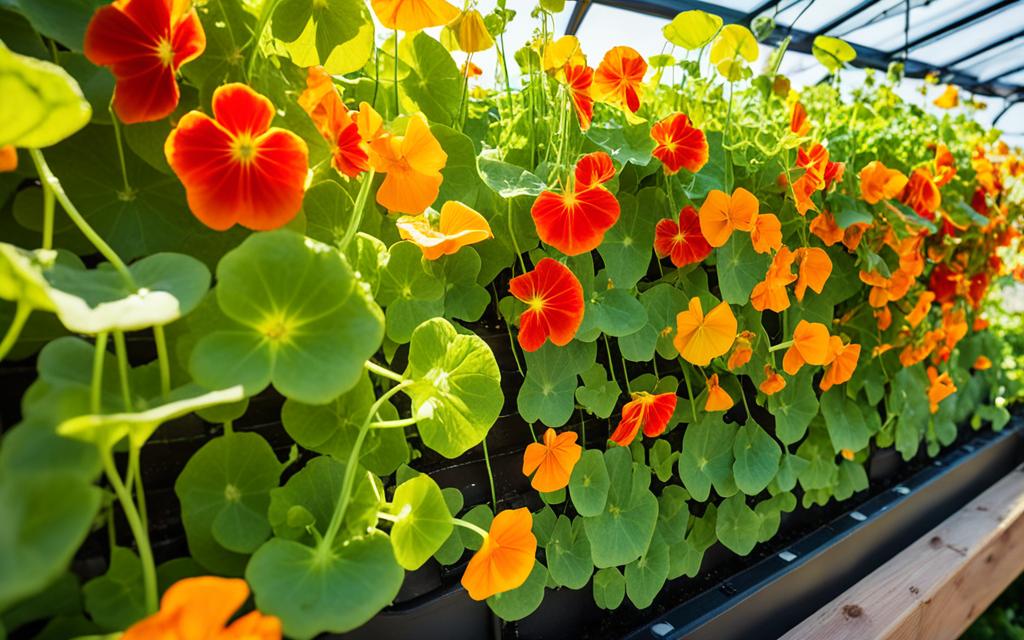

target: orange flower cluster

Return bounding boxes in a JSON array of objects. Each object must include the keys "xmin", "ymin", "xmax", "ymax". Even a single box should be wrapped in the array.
[
  {"xmin": 751, "ymin": 246, "xmax": 832, "ymax": 313},
  {"xmin": 790, "ymin": 143, "xmax": 844, "ymax": 215}
]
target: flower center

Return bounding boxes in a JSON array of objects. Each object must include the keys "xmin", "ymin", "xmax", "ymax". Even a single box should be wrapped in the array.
[
  {"xmin": 528, "ymin": 296, "xmax": 545, "ymax": 312},
  {"xmin": 155, "ymin": 37, "xmax": 175, "ymax": 67},
  {"xmin": 231, "ymin": 133, "xmax": 258, "ymax": 164}
]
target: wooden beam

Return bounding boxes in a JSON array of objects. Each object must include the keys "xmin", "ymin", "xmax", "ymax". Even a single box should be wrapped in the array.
[{"xmin": 781, "ymin": 464, "xmax": 1024, "ymax": 640}]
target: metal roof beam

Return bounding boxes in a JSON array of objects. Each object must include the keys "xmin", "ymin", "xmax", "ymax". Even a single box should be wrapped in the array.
[
  {"xmin": 905, "ymin": 0, "xmax": 1016, "ymax": 51},
  {"xmin": 565, "ymin": 0, "xmax": 593, "ymax": 36},
  {"xmin": 812, "ymin": 0, "xmax": 886, "ymax": 37},
  {"xmin": 940, "ymin": 27, "xmax": 1024, "ymax": 71}
]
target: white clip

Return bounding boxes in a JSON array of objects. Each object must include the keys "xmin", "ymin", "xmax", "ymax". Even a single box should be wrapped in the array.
[
  {"xmin": 778, "ymin": 550, "xmax": 797, "ymax": 562},
  {"xmin": 850, "ymin": 511, "xmax": 867, "ymax": 521},
  {"xmin": 894, "ymin": 485, "xmax": 911, "ymax": 495},
  {"xmin": 652, "ymin": 622, "xmax": 675, "ymax": 637}
]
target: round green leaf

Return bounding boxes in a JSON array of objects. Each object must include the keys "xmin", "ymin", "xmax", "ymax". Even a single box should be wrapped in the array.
[
  {"xmin": 716, "ymin": 234, "xmax": 769, "ymax": 305},
  {"xmin": 583, "ymin": 447, "xmax": 658, "ymax": 568},
  {"xmin": 389, "ymin": 474, "xmax": 453, "ymax": 570},
  {"xmin": 486, "ymin": 562, "xmax": 547, "ymax": 622},
  {"xmin": 398, "ymin": 32, "xmax": 461, "ymax": 126},
  {"xmin": 769, "ymin": 370, "xmax": 819, "ymax": 444},
  {"xmin": 812, "ymin": 35, "xmax": 856, "ymax": 72},
  {"xmin": 273, "ymin": 0, "xmax": 374, "ymax": 74},
  {"xmin": 625, "ymin": 538, "xmax": 669, "ymax": 609},
  {"xmin": 403, "ymin": 317, "xmax": 502, "ymax": 458},
  {"xmin": 592, "ymin": 567, "xmax": 625, "ymax": 610},
  {"xmin": 546, "ymin": 516, "xmax": 593, "ymax": 590},
  {"xmin": 0, "ymin": 41, "xmax": 90, "ymax": 147},
  {"xmin": 716, "ymin": 495, "xmax": 761, "ymax": 556},
  {"xmin": 378, "ymin": 241, "xmax": 444, "ymax": 344},
  {"xmin": 82, "ymin": 546, "xmax": 147, "ymax": 631},
  {"xmin": 569, "ymin": 449, "xmax": 610, "ymax": 517},
  {"xmin": 732, "ymin": 422, "xmax": 782, "ymax": 495},
  {"xmin": 678, "ymin": 414, "xmax": 737, "ymax": 501},
  {"xmin": 190, "ymin": 230, "xmax": 384, "ymax": 404},
  {"xmin": 663, "ymin": 10, "xmax": 723, "ymax": 50},
  {"xmin": 478, "ymin": 157, "xmax": 546, "ymax": 198},
  {"xmin": 246, "ymin": 532, "xmax": 403, "ymax": 639},
  {"xmin": 174, "ymin": 433, "xmax": 282, "ymax": 573}
]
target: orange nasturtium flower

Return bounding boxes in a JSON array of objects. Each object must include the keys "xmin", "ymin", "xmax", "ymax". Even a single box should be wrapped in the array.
[
  {"xmin": 750, "ymin": 247, "xmax": 796, "ymax": 313},
  {"xmin": 368, "ymin": 113, "xmax": 447, "ymax": 214},
  {"xmin": 531, "ymin": 152, "xmax": 620, "ymax": 255},
  {"xmin": 593, "ymin": 46, "xmax": 648, "ymax": 113},
  {"xmin": 462, "ymin": 508, "xmax": 537, "ymax": 601},
  {"xmin": 508, "ymin": 258, "xmax": 585, "ymax": 352},
  {"xmin": 790, "ymin": 102, "xmax": 810, "ymax": 136},
  {"xmin": 371, "ymin": 0, "xmax": 459, "ymax": 31},
  {"xmin": 809, "ymin": 210, "xmax": 844, "ymax": 246},
  {"xmin": 933, "ymin": 84, "xmax": 959, "ymax": 109},
  {"xmin": 793, "ymin": 247, "xmax": 832, "ymax": 301},
  {"xmin": 704, "ymin": 374, "xmax": 734, "ymax": 412},
  {"xmin": 751, "ymin": 213, "xmax": 782, "ymax": 254},
  {"xmin": 727, "ymin": 331, "xmax": 755, "ymax": 370},
  {"xmin": 926, "ymin": 367, "xmax": 957, "ymax": 413},
  {"xmin": 395, "ymin": 201, "xmax": 493, "ymax": 260},
  {"xmin": 901, "ymin": 167, "xmax": 941, "ymax": 219},
  {"xmin": 760, "ymin": 366, "xmax": 786, "ymax": 395},
  {"xmin": 651, "ymin": 113, "xmax": 708, "ymax": 174},
  {"xmin": 564, "ymin": 64, "xmax": 595, "ymax": 131},
  {"xmin": 974, "ymin": 355, "xmax": 993, "ymax": 370},
  {"xmin": 674, "ymin": 297, "xmax": 737, "ymax": 366},
  {"xmin": 859, "ymin": 160, "xmax": 908, "ymax": 204},
  {"xmin": 165, "ymin": 83, "xmax": 309, "ymax": 231},
  {"xmin": 298, "ymin": 67, "xmax": 368, "ymax": 178},
  {"xmin": 84, "ymin": 0, "xmax": 205, "ymax": 124},
  {"xmin": 123, "ymin": 576, "xmax": 280, "ymax": 640},
  {"xmin": 698, "ymin": 187, "xmax": 758, "ymax": 247},
  {"xmin": 522, "ymin": 428, "xmax": 582, "ymax": 492},
  {"xmin": 904, "ymin": 290, "xmax": 935, "ymax": 328},
  {"xmin": 782, "ymin": 320, "xmax": 831, "ymax": 375},
  {"xmin": 610, "ymin": 391, "xmax": 678, "ymax": 446},
  {"xmin": 654, "ymin": 205, "xmax": 713, "ymax": 267},
  {"xmin": 461, "ymin": 60, "xmax": 483, "ymax": 78},
  {"xmin": 0, "ymin": 146, "xmax": 15, "ymax": 172},
  {"xmin": 932, "ymin": 143, "xmax": 957, "ymax": 187},
  {"xmin": 819, "ymin": 338, "xmax": 860, "ymax": 391}
]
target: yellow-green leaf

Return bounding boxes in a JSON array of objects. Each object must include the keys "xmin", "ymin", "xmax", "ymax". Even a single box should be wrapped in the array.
[
  {"xmin": 812, "ymin": 35, "xmax": 856, "ymax": 72},
  {"xmin": 663, "ymin": 10, "xmax": 723, "ymax": 50},
  {"xmin": 0, "ymin": 42, "xmax": 91, "ymax": 148}
]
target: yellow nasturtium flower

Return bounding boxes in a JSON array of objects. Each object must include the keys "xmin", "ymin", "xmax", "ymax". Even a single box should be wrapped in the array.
[
  {"xmin": 441, "ymin": 9, "xmax": 494, "ymax": 53},
  {"xmin": 709, "ymin": 24, "xmax": 758, "ymax": 81},
  {"xmin": 543, "ymin": 35, "xmax": 585, "ymax": 73}
]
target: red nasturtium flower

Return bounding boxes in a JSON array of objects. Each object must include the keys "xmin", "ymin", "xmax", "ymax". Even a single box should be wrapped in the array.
[
  {"xmin": 782, "ymin": 320, "xmax": 831, "ymax": 375},
  {"xmin": 531, "ymin": 152, "xmax": 620, "ymax": 255},
  {"xmin": 704, "ymin": 374, "xmax": 734, "ymax": 412},
  {"xmin": 698, "ymin": 187, "xmax": 758, "ymax": 247},
  {"xmin": 610, "ymin": 391, "xmax": 677, "ymax": 446},
  {"xmin": 84, "ymin": 0, "xmax": 206, "ymax": 124},
  {"xmin": 592, "ymin": 46, "xmax": 648, "ymax": 113},
  {"xmin": 564, "ymin": 64, "xmax": 595, "ymax": 131},
  {"xmin": 522, "ymin": 428, "xmax": 582, "ymax": 492},
  {"xmin": 299, "ymin": 66, "xmax": 368, "ymax": 178},
  {"xmin": 165, "ymin": 83, "xmax": 309, "ymax": 231},
  {"xmin": 396, "ymin": 201, "xmax": 493, "ymax": 260},
  {"xmin": 371, "ymin": 0, "xmax": 459, "ymax": 31},
  {"xmin": 462, "ymin": 508, "xmax": 537, "ymax": 601},
  {"xmin": 674, "ymin": 297, "xmax": 737, "ymax": 366},
  {"xmin": 654, "ymin": 205, "xmax": 713, "ymax": 267},
  {"xmin": 508, "ymin": 258, "xmax": 585, "ymax": 352},
  {"xmin": 123, "ymin": 576, "xmax": 280, "ymax": 640},
  {"xmin": 790, "ymin": 101, "xmax": 810, "ymax": 136},
  {"xmin": 651, "ymin": 113, "xmax": 708, "ymax": 174}
]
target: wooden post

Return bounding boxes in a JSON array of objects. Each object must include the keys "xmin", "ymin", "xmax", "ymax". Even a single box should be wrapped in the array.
[{"xmin": 781, "ymin": 464, "xmax": 1024, "ymax": 640}]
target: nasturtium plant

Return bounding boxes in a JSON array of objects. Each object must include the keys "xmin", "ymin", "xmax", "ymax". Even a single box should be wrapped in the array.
[{"xmin": 0, "ymin": 0, "xmax": 1021, "ymax": 637}]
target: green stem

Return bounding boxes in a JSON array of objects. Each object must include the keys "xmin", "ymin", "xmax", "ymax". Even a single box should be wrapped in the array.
[
  {"xmin": 739, "ymin": 384, "xmax": 752, "ymax": 423},
  {"xmin": 129, "ymin": 444, "xmax": 148, "ymax": 529},
  {"xmin": 340, "ymin": 169, "xmax": 376, "ymax": 251},
  {"xmin": 223, "ymin": 420, "xmax": 234, "ymax": 435},
  {"xmin": 320, "ymin": 381, "xmax": 411, "ymax": 551},
  {"xmin": 364, "ymin": 359, "xmax": 403, "ymax": 383},
  {"xmin": 245, "ymin": 0, "xmax": 284, "ymax": 81},
  {"xmin": 41, "ymin": 179, "xmax": 54, "ymax": 250},
  {"xmin": 112, "ymin": 332, "xmax": 133, "ymax": 411},
  {"xmin": 507, "ymin": 199, "xmax": 527, "ymax": 274},
  {"xmin": 29, "ymin": 150, "xmax": 135, "ymax": 289},
  {"xmin": 452, "ymin": 517, "xmax": 488, "ymax": 540},
  {"xmin": 0, "ymin": 303, "xmax": 30, "ymax": 363},
  {"xmin": 769, "ymin": 339, "xmax": 794, "ymax": 352},
  {"xmin": 498, "ymin": 29, "xmax": 516, "ymax": 147},
  {"xmin": 369, "ymin": 416, "xmax": 418, "ymax": 429},
  {"xmin": 102, "ymin": 452, "xmax": 157, "ymax": 614},
  {"xmin": 482, "ymin": 435, "xmax": 497, "ymax": 511},
  {"xmin": 393, "ymin": 30, "xmax": 399, "ymax": 118},
  {"xmin": 603, "ymin": 334, "xmax": 618, "ymax": 388},
  {"xmin": 153, "ymin": 325, "xmax": 171, "ymax": 399},
  {"xmin": 458, "ymin": 53, "xmax": 472, "ymax": 129},
  {"xmin": 377, "ymin": 511, "xmax": 400, "ymax": 523},
  {"xmin": 91, "ymin": 332, "xmax": 108, "ymax": 414},
  {"xmin": 681, "ymin": 362, "xmax": 698, "ymax": 422},
  {"xmin": 108, "ymin": 103, "xmax": 132, "ymax": 194},
  {"xmin": 724, "ymin": 82, "xmax": 735, "ymax": 193}
]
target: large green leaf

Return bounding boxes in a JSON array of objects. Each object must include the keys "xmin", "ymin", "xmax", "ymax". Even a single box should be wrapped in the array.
[
  {"xmin": 716, "ymin": 234, "xmax": 768, "ymax": 305},
  {"xmin": 273, "ymin": 0, "xmax": 374, "ymax": 74},
  {"xmin": 588, "ymin": 121, "xmax": 656, "ymax": 166},
  {"xmin": 246, "ymin": 532, "xmax": 403, "ymax": 639},
  {"xmin": 487, "ymin": 562, "xmax": 548, "ymax": 621},
  {"xmin": 175, "ymin": 433, "xmax": 282, "ymax": 574},
  {"xmin": 593, "ymin": 567, "xmax": 625, "ymax": 610},
  {"xmin": 82, "ymin": 546, "xmax": 146, "ymax": 631},
  {"xmin": 625, "ymin": 538, "xmax": 669, "ymax": 609},
  {"xmin": 190, "ymin": 230, "xmax": 384, "ymax": 404},
  {"xmin": 716, "ymin": 495, "xmax": 761, "ymax": 556},
  {"xmin": 377, "ymin": 241, "xmax": 444, "ymax": 343},
  {"xmin": 546, "ymin": 516, "xmax": 593, "ymax": 589},
  {"xmin": 769, "ymin": 370, "xmax": 819, "ymax": 445},
  {"xmin": 584, "ymin": 447, "xmax": 658, "ymax": 568},
  {"xmin": 518, "ymin": 341, "xmax": 595, "ymax": 427},
  {"xmin": 4, "ymin": 0, "xmax": 104, "ymax": 52},
  {"xmin": 619, "ymin": 283, "xmax": 688, "ymax": 362},
  {"xmin": 403, "ymin": 317, "xmax": 502, "ymax": 458},
  {"xmin": 432, "ymin": 124, "xmax": 485, "ymax": 209},
  {"xmin": 598, "ymin": 190, "xmax": 660, "ymax": 289},
  {"xmin": 679, "ymin": 414, "xmax": 737, "ymax": 501},
  {"xmin": 398, "ymin": 32, "xmax": 461, "ymax": 126},
  {"xmin": 820, "ymin": 388, "xmax": 871, "ymax": 454},
  {"xmin": 663, "ymin": 10, "xmax": 723, "ymax": 50},
  {"xmin": 0, "ymin": 41, "xmax": 90, "ymax": 147},
  {"xmin": 478, "ymin": 157, "xmax": 546, "ymax": 198},
  {"xmin": 389, "ymin": 475, "xmax": 453, "ymax": 570},
  {"xmin": 577, "ymin": 286, "xmax": 648, "ymax": 340},
  {"xmin": 656, "ymin": 485, "xmax": 690, "ymax": 544},
  {"xmin": 569, "ymin": 449, "xmax": 611, "ymax": 517},
  {"xmin": 732, "ymin": 422, "xmax": 781, "ymax": 495},
  {"xmin": 812, "ymin": 35, "xmax": 856, "ymax": 72},
  {"xmin": 575, "ymin": 364, "xmax": 619, "ymax": 419}
]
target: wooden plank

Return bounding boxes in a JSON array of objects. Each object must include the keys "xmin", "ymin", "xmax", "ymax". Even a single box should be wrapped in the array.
[{"xmin": 781, "ymin": 464, "xmax": 1024, "ymax": 640}]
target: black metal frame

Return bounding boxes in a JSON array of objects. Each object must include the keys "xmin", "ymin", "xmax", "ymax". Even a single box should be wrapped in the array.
[{"xmin": 563, "ymin": 0, "xmax": 1024, "ymax": 99}]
